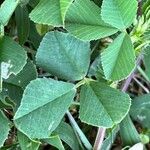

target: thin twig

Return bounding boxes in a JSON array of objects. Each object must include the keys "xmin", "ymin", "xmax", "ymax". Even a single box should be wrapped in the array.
[
  {"xmin": 66, "ymin": 111, "xmax": 92, "ymax": 150},
  {"xmin": 119, "ymin": 54, "xmax": 144, "ymax": 146},
  {"xmin": 93, "ymin": 127, "xmax": 106, "ymax": 150},
  {"xmin": 121, "ymin": 54, "xmax": 143, "ymax": 92},
  {"xmin": 137, "ymin": 66, "xmax": 150, "ymax": 82},
  {"xmin": 91, "ymin": 40, "xmax": 100, "ymax": 54},
  {"xmin": 133, "ymin": 76, "xmax": 149, "ymax": 93}
]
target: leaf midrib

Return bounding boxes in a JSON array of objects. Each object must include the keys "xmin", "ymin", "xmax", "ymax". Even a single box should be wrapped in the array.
[
  {"xmin": 58, "ymin": 0, "xmax": 63, "ymax": 25},
  {"xmin": 54, "ymin": 32, "xmax": 84, "ymax": 77},
  {"xmin": 65, "ymin": 21, "xmax": 117, "ymax": 29},
  {"xmin": 106, "ymin": 33, "xmax": 126, "ymax": 79},
  {"xmin": 14, "ymin": 87, "xmax": 75, "ymax": 120},
  {"xmin": 87, "ymin": 83, "xmax": 114, "ymax": 125}
]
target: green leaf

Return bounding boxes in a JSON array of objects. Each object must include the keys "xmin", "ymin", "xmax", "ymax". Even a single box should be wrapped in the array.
[
  {"xmin": 36, "ymin": 31, "xmax": 90, "ymax": 81},
  {"xmin": 88, "ymin": 54, "xmax": 106, "ymax": 82},
  {"xmin": 1, "ymin": 83, "xmax": 23, "ymax": 111},
  {"xmin": 14, "ymin": 78, "xmax": 76, "ymax": 139},
  {"xmin": 5, "ymin": 60, "xmax": 37, "ymax": 89},
  {"xmin": 29, "ymin": 0, "xmax": 73, "ymax": 27},
  {"xmin": 0, "ymin": 94, "xmax": 15, "ymax": 109},
  {"xmin": 2, "ymin": 60, "xmax": 37, "ymax": 110},
  {"xmin": 35, "ymin": 24, "xmax": 52, "ymax": 36},
  {"xmin": 101, "ymin": 0, "xmax": 138, "ymax": 30},
  {"xmin": 0, "ymin": 0, "xmax": 19, "ymax": 26},
  {"xmin": 140, "ymin": 134, "xmax": 149, "ymax": 144},
  {"xmin": 18, "ymin": 131, "xmax": 40, "ymax": 150},
  {"xmin": 65, "ymin": 0, "xmax": 118, "ymax": 41},
  {"xmin": 0, "ymin": 111, "xmax": 10, "ymax": 147},
  {"xmin": 15, "ymin": 5, "xmax": 30, "ymax": 45},
  {"xmin": 120, "ymin": 115, "xmax": 140, "ymax": 146},
  {"xmin": 101, "ymin": 127, "xmax": 119, "ymax": 150},
  {"xmin": 55, "ymin": 122, "xmax": 80, "ymax": 150},
  {"xmin": 144, "ymin": 46, "xmax": 150, "ymax": 80},
  {"xmin": 44, "ymin": 122, "xmax": 80, "ymax": 149},
  {"xmin": 130, "ymin": 94, "xmax": 150, "ymax": 129},
  {"xmin": 44, "ymin": 135, "xmax": 65, "ymax": 150},
  {"xmin": 79, "ymin": 80, "xmax": 131, "ymax": 128},
  {"xmin": 28, "ymin": 21, "xmax": 42, "ymax": 49},
  {"xmin": 0, "ymin": 36, "xmax": 27, "ymax": 79},
  {"xmin": 101, "ymin": 32, "xmax": 135, "ymax": 81}
]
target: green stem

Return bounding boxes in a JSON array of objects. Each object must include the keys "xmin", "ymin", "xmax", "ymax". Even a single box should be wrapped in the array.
[
  {"xmin": 119, "ymin": 55, "xmax": 142, "ymax": 146},
  {"xmin": 133, "ymin": 76, "xmax": 149, "ymax": 93},
  {"xmin": 137, "ymin": 66, "xmax": 150, "ymax": 82},
  {"xmin": 71, "ymin": 102, "xmax": 80, "ymax": 106},
  {"xmin": 66, "ymin": 111, "xmax": 92, "ymax": 150},
  {"xmin": 91, "ymin": 40, "xmax": 100, "ymax": 54},
  {"xmin": 75, "ymin": 79, "xmax": 86, "ymax": 89},
  {"xmin": 73, "ymin": 129, "xmax": 85, "ymax": 150},
  {"xmin": 135, "ymin": 40, "xmax": 150, "ymax": 51}
]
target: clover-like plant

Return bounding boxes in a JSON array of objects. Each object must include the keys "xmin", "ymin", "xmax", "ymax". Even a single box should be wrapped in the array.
[{"xmin": 0, "ymin": 0, "xmax": 150, "ymax": 149}]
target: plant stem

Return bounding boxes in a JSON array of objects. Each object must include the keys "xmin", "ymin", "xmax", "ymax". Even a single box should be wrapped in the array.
[
  {"xmin": 121, "ymin": 54, "xmax": 143, "ymax": 92},
  {"xmin": 120, "ymin": 54, "xmax": 143, "ymax": 146},
  {"xmin": 66, "ymin": 111, "xmax": 92, "ymax": 150},
  {"xmin": 91, "ymin": 40, "xmax": 100, "ymax": 54},
  {"xmin": 93, "ymin": 54, "xmax": 143, "ymax": 150},
  {"xmin": 75, "ymin": 79, "xmax": 86, "ymax": 89},
  {"xmin": 135, "ymin": 40, "xmax": 150, "ymax": 51},
  {"xmin": 133, "ymin": 76, "xmax": 149, "ymax": 93},
  {"xmin": 93, "ymin": 127, "xmax": 106, "ymax": 150},
  {"xmin": 137, "ymin": 66, "xmax": 150, "ymax": 82}
]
